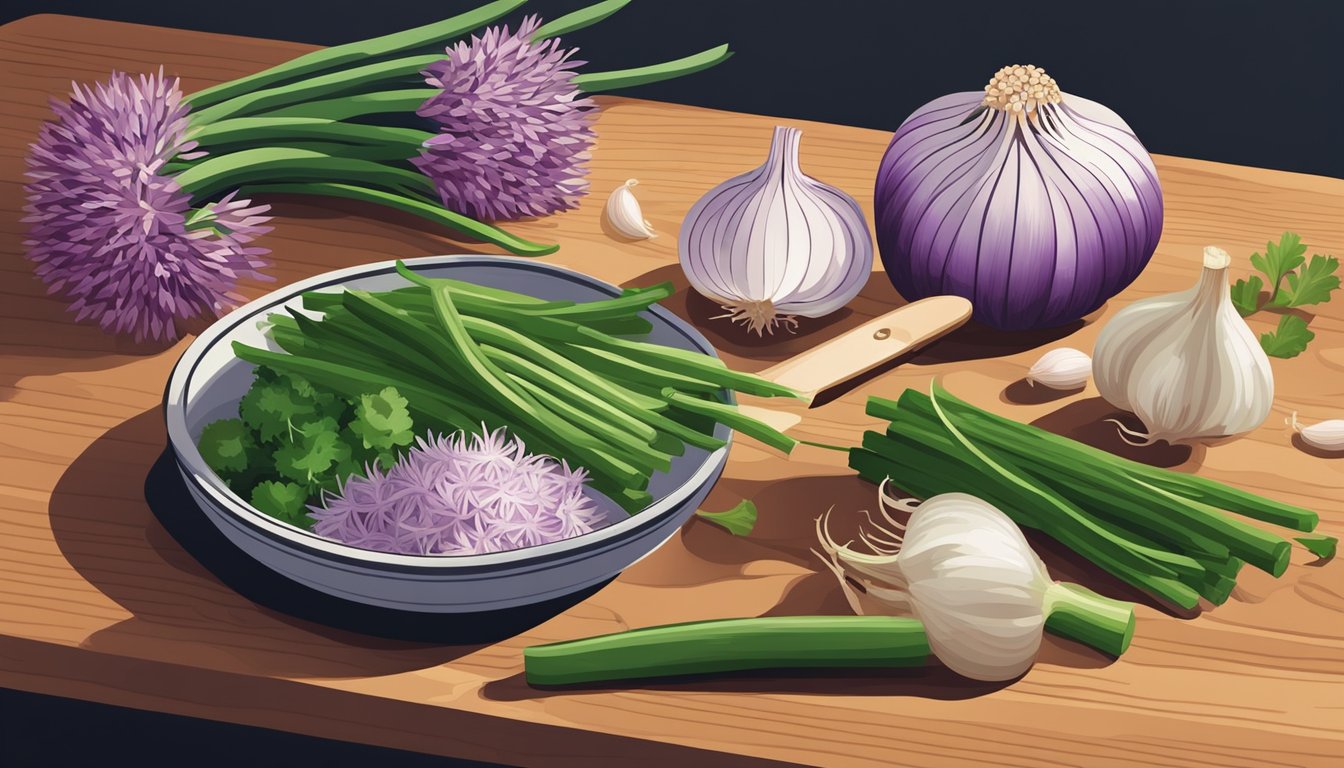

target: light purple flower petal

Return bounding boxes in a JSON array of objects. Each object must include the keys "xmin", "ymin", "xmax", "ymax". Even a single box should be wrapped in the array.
[
  {"xmin": 411, "ymin": 16, "xmax": 597, "ymax": 221},
  {"xmin": 23, "ymin": 70, "xmax": 271, "ymax": 342}
]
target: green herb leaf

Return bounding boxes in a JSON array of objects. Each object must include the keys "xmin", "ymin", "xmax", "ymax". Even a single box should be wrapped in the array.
[
  {"xmin": 1295, "ymin": 534, "xmax": 1337, "ymax": 560},
  {"xmin": 349, "ymin": 386, "xmax": 415, "ymax": 453},
  {"xmin": 1259, "ymin": 314, "xmax": 1315, "ymax": 359},
  {"xmin": 240, "ymin": 379, "xmax": 317, "ymax": 443},
  {"xmin": 1229, "ymin": 275, "xmax": 1263, "ymax": 316},
  {"xmin": 198, "ymin": 419, "xmax": 256, "ymax": 477},
  {"xmin": 249, "ymin": 480, "xmax": 311, "ymax": 527},
  {"xmin": 695, "ymin": 499, "xmax": 758, "ymax": 536},
  {"xmin": 1251, "ymin": 232, "xmax": 1307, "ymax": 301},
  {"xmin": 1277, "ymin": 254, "xmax": 1340, "ymax": 308},
  {"xmin": 273, "ymin": 417, "xmax": 350, "ymax": 486}
]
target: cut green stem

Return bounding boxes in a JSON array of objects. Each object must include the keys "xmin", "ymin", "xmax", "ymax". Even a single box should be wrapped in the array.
[
  {"xmin": 1042, "ymin": 582, "xmax": 1136, "ymax": 657},
  {"xmin": 524, "ymin": 616, "xmax": 930, "ymax": 686}
]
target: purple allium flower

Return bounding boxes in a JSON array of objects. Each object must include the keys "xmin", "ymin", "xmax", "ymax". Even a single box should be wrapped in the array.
[
  {"xmin": 412, "ymin": 16, "xmax": 597, "ymax": 221},
  {"xmin": 23, "ymin": 70, "xmax": 271, "ymax": 342},
  {"xmin": 311, "ymin": 426, "xmax": 605, "ymax": 556}
]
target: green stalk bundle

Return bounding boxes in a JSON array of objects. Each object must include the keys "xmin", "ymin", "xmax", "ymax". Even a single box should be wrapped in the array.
[{"xmin": 850, "ymin": 384, "xmax": 1330, "ymax": 610}]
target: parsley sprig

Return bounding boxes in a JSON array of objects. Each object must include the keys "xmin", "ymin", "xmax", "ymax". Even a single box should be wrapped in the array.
[
  {"xmin": 197, "ymin": 367, "xmax": 417, "ymax": 529},
  {"xmin": 1231, "ymin": 232, "xmax": 1339, "ymax": 358}
]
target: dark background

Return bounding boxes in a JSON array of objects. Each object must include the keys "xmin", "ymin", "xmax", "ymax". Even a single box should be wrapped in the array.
[{"xmin": 0, "ymin": 1, "xmax": 1339, "ymax": 766}]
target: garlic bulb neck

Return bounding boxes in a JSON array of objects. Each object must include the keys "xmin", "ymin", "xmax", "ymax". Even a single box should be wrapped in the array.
[{"xmin": 983, "ymin": 64, "xmax": 1062, "ymax": 113}]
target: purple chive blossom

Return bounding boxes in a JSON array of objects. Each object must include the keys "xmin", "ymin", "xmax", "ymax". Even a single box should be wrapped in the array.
[
  {"xmin": 23, "ymin": 70, "xmax": 271, "ymax": 342},
  {"xmin": 311, "ymin": 426, "xmax": 605, "ymax": 556},
  {"xmin": 412, "ymin": 16, "xmax": 597, "ymax": 221}
]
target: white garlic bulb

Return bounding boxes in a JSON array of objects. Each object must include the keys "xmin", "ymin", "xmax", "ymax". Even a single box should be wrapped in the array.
[
  {"xmin": 1289, "ymin": 413, "xmax": 1344, "ymax": 453},
  {"xmin": 678, "ymin": 126, "xmax": 873, "ymax": 335},
  {"xmin": 603, "ymin": 179, "xmax": 656, "ymax": 239},
  {"xmin": 1027, "ymin": 347, "xmax": 1091, "ymax": 390},
  {"xmin": 817, "ymin": 489, "xmax": 1134, "ymax": 682},
  {"xmin": 1092, "ymin": 246, "xmax": 1274, "ymax": 444}
]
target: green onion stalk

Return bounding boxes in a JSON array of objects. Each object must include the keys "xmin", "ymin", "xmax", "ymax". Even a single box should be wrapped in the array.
[{"xmin": 174, "ymin": 0, "xmax": 733, "ymax": 255}]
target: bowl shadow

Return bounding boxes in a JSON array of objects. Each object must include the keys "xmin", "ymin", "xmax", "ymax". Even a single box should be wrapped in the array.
[{"xmin": 48, "ymin": 409, "xmax": 600, "ymax": 678}]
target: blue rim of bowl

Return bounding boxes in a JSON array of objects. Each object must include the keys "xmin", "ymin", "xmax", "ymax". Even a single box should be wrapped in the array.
[{"xmin": 164, "ymin": 255, "xmax": 733, "ymax": 575}]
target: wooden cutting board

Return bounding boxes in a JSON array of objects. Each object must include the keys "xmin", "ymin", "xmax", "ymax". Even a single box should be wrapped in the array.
[{"xmin": 0, "ymin": 13, "xmax": 1341, "ymax": 768}]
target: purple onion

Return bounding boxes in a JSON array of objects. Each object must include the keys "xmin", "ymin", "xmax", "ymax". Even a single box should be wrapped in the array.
[
  {"xmin": 874, "ymin": 65, "xmax": 1163, "ymax": 331},
  {"xmin": 412, "ymin": 16, "xmax": 597, "ymax": 221},
  {"xmin": 23, "ymin": 70, "xmax": 271, "ymax": 342},
  {"xmin": 311, "ymin": 427, "xmax": 604, "ymax": 556}
]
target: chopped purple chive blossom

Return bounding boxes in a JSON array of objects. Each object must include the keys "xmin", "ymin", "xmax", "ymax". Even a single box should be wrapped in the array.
[
  {"xmin": 311, "ymin": 426, "xmax": 605, "ymax": 556},
  {"xmin": 412, "ymin": 16, "xmax": 597, "ymax": 221},
  {"xmin": 23, "ymin": 70, "xmax": 270, "ymax": 342}
]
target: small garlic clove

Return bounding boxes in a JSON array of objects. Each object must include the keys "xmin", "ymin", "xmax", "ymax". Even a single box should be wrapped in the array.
[
  {"xmin": 1289, "ymin": 412, "xmax": 1344, "ymax": 453},
  {"xmin": 603, "ymin": 179, "xmax": 656, "ymax": 240},
  {"xmin": 1026, "ymin": 347, "xmax": 1091, "ymax": 390}
]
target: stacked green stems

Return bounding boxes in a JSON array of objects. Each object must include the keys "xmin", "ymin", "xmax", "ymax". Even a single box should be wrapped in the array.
[
  {"xmin": 174, "ymin": 147, "xmax": 436, "ymax": 203},
  {"xmin": 854, "ymin": 385, "xmax": 1326, "ymax": 609},
  {"xmin": 245, "ymin": 263, "xmax": 795, "ymax": 515},
  {"xmin": 258, "ymin": 312, "xmax": 644, "ymax": 506},
  {"xmin": 887, "ymin": 394, "xmax": 1293, "ymax": 577},
  {"xmin": 189, "ymin": 54, "xmax": 445, "ymax": 126},
  {"xmin": 186, "ymin": 0, "xmax": 529, "ymax": 109},
  {"xmin": 902, "ymin": 389, "xmax": 1318, "ymax": 532}
]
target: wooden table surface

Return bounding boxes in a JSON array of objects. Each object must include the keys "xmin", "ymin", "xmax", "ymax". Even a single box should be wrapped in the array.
[{"xmin": 1, "ymin": 13, "xmax": 1342, "ymax": 768}]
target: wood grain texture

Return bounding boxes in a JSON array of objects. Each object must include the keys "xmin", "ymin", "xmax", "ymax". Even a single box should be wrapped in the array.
[{"xmin": 1, "ymin": 13, "xmax": 1341, "ymax": 768}]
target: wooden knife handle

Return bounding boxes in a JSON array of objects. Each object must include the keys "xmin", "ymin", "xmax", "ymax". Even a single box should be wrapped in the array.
[{"xmin": 756, "ymin": 296, "xmax": 972, "ymax": 399}]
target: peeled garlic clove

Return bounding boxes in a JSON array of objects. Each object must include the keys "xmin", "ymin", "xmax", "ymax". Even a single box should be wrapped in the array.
[
  {"xmin": 604, "ymin": 179, "xmax": 656, "ymax": 239},
  {"xmin": 1027, "ymin": 347, "xmax": 1091, "ymax": 390},
  {"xmin": 1092, "ymin": 246, "xmax": 1274, "ymax": 444},
  {"xmin": 678, "ymin": 126, "xmax": 873, "ymax": 336},
  {"xmin": 1289, "ymin": 412, "xmax": 1344, "ymax": 453}
]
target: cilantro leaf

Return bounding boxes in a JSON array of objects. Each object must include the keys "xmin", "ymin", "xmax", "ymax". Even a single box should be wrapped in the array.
[
  {"xmin": 349, "ymin": 386, "xmax": 415, "ymax": 454},
  {"xmin": 695, "ymin": 500, "xmax": 758, "ymax": 536},
  {"xmin": 1259, "ymin": 314, "xmax": 1315, "ymax": 358},
  {"xmin": 198, "ymin": 419, "xmax": 256, "ymax": 478},
  {"xmin": 273, "ymin": 417, "xmax": 349, "ymax": 487},
  {"xmin": 1230, "ymin": 275, "xmax": 1263, "ymax": 316},
  {"xmin": 249, "ymin": 481, "xmax": 312, "ymax": 528},
  {"xmin": 240, "ymin": 380, "xmax": 317, "ymax": 443},
  {"xmin": 1278, "ymin": 254, "xmax": 1340, "ymax": 308},
  {"xmin": 1251, "ymin": 232, "xmax": 1307, "ymax": 300}
]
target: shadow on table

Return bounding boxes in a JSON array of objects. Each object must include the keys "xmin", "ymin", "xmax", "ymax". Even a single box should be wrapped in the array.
[{"xmin": 48, "ymin": 409, "xmax": 599, "ymax": 678}]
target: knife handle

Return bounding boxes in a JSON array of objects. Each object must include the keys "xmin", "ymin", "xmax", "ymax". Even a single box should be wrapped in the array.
[{"xmin": 756, "ymin": 296, "xmax": 972, "ymax": 399}]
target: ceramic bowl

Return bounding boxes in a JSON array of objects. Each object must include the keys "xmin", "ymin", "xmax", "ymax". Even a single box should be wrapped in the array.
[{"xmin": 164, "ymin": 256, "xmax": 729, "ymax": 614}]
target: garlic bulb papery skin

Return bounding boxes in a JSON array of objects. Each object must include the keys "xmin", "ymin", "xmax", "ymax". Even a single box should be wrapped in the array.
[
  {"xmin": 1093, "ymin": 246, "xmax": 1275, "ymax": 445},
  {"xmin": 1289, "ymin": 413, "xmax": 1344, "ymax": 453},
  {"xmin": 604, "ymin": 179, "xmax": 656, "ymax": 239},
  {"xmin": 874, "ymin": 64, "xmax": 1163, "ymax": 331},
  {"xmin": 679, "ymin": 126, "xmax": 873, "ymax": 335},
  {"xmin": 1027, "ymin": 347, "xmax": 1091, "ymax": 390},
  {"xmin": 819, "ymin": 491, "xmax": 1059, "ymax": 682}
]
